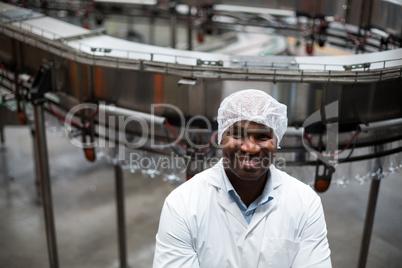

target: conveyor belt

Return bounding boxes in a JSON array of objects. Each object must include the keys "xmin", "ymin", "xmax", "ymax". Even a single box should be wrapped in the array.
[{"xmin": 1, "ymin": 3, "xmax": 401, "ymax": 84}]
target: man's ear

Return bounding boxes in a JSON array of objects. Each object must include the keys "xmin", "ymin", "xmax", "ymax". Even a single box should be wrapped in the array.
[
  {"xmin": 219, "ymin": 132, "xmax": 229, "ymax": 149},
  {"xmin": 219, "ymin": 141, "xmax": 224, "ymax": 149}
]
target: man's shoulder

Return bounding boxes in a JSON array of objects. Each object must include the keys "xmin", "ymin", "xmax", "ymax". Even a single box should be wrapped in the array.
[
  {"xmin": 271, "ymin": 167, "xmax": 322, "ymax": 219},
  {"xmin": 166, "ymin": 164, "xmax": 221, "ymax": 201},
  {"xmin": 184, "ymin": 164, "xmax": 221, "ymax": 188},
  {"xmin": 272, "ymin": 166, "xmax": 318, "ymax": 198}
]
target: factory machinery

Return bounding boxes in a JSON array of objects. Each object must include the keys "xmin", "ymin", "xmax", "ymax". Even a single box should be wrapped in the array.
[{"xmin": 0, "ymin": 0, "xmax": 402, "ymax": 267}]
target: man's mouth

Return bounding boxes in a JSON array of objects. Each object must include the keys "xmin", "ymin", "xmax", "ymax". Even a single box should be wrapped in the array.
[{"xmin": 237, "ymin": 157, "xmax": 261, "ymax": 168}]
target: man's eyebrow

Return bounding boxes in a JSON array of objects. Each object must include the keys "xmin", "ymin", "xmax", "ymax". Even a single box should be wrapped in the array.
[
  {"xmin": 247, "ymin": 128, "xmax": 273, "ymax": 133},
  {"xmin": 228, "ymin": 126, "xmax": 244, "ymax": 131},
  {"xmin": 228, "ymin": 126, "xmax": 273, "ymax": 133}
]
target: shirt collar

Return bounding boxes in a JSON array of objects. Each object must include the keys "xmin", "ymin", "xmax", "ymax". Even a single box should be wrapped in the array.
[
  {"xmin": 208, "ymin": 159, "xmax": 283, "ymax": 192},
  {"xmin": 220, "ymin": 161, "xmax": 274, "ymax": 208}
]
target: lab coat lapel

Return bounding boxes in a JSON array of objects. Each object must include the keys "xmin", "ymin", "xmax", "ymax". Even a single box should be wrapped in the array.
[
  {"xmin": 208, "ymin": 160, "xmax": 249, "ymax": 228},
  {"xmin": 248, "ymin": 166, "xmax": 283, "ymax": 230},
  {"xmin": 248, "ymin": 197, "xmax": 278, "ymax": 230},
  {"xmin": 217, "ymin": 188, "xmax": 249, "ymax": 228}
]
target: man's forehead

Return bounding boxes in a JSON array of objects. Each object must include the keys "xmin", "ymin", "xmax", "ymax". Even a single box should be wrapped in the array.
[{"xmin": 228, "ymin": 121, "xmax": 273, "ymax": 132}]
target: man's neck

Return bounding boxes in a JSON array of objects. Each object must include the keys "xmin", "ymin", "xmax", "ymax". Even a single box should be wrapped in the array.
[{"xmin": 227, "ymin": 170, "xmax": 269, "ymax": 207}]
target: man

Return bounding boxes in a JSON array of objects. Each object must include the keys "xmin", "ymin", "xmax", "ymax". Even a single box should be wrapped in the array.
[{"xmin": 153, "ymin": 89, "xmax": 331, "ymax": 267}]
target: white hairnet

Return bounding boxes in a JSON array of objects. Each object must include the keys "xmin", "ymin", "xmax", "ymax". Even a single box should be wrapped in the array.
[{"xmin": 217, "ymin": 89, "xmax": 288, "ymax": 148}]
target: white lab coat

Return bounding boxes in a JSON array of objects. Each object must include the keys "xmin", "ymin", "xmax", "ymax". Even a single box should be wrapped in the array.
[{"xmin": 153, "ymin": 160, "xmax": 331, "ymax": 268}]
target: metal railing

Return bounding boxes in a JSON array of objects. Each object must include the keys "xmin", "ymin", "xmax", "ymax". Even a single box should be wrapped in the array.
[{"xmin": 1, "ymin": 19, "xmax": 402, "ymax": 84}]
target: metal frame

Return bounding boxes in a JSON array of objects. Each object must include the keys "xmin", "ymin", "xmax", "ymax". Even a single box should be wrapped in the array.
[
  {"xmin": 33, "ymin": 102, "xmax": 59, "ymax": 268},
  {"xmin": 115, "ymin": 164, "xmax": 128, "ymax": 268},
  {"xmin": 358, "ymin": 145, "xmax": 383, "ymax": 268}
]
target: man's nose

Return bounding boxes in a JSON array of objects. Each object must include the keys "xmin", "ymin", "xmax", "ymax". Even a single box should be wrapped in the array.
[{"xmin": 240, "ymin": 136, "xmax": 261, "ymax": 154}]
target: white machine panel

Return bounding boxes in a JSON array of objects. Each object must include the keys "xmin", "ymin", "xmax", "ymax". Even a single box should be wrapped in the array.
[
  {"xmin": 12, "ymin": 17, "xmax": 90, "ymax": 40},
  {"xmin": 66, "ymin": 35, "xmax": 230, "ymax": 66}
]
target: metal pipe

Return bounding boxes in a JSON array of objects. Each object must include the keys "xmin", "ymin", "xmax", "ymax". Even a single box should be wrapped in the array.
[
  {"xmin": 31, "ymin": 127, "xmax": 42, "ymax": 204},
  {"xmin": 0, "ymin": 126, "xmax": 4, "ymax": 145},
  {"xmin": 33, "ymin": 103, "xmax": 59, "ymax": 268},
  {"xmin": 99, "ymin": 103, "xmax": 166, "ymax": 126},
  {"xmin": 170, "ymin": 11, "xmax": 177, "ymax": 48},
  {"xmin": 358, "ymin": 0, "xmax": 373, "ymax": 36},
  {"xmin": 12, "ymin": 39, "xmax": 23, "ymax": 117},
  {"xmin": 358, "ymin": 0, "xmax": 366, "ymax": 34},
  {"xmin": 214, "ymin": 4, "xmax": 295, "ymax": 17},
  {"xmin": 115, "ymin": 164, "xmax": 128, "ymax": 268},
  {"xmin": 284, "ymin": 126, "xmax": 304, "ymax": 136},
  {"xmin": 187, "ymin": 5, "xmax": 192, "ymax": 51},
  {"xmin": 357, "ymin": 145, "xmax": 383, "ymax": 268},
  {"xmin": 344, "ymin": 0, "xmax": 352, "ymax": 23},
  {"xmin": 359, "ymin": 118, "xmax": 402, "ymax": 132},
  {"xmin": 149, "ymin": 15, "xmax": 155, "ymax": 45},
  {"xmin": 283, "ymin": 145, "xmax": 402, "ymax": 166}
]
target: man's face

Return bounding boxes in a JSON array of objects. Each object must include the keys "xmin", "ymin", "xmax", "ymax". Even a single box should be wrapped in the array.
[{"xmin": 221, "ymin": 121, "xmax": 277, "ymax": 181}]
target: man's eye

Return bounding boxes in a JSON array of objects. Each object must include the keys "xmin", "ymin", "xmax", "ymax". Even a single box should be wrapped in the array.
[
  {"xmin": 232, "ymin": 133, "xmax": 242, "ymax": 138},
  {"xmin": 257, "ymin": 134, "xmax": 272, "ymax": 140}
]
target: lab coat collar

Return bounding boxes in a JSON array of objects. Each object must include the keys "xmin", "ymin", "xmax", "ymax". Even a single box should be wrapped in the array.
[
  {"xmin": 208, "ymin": 159, "xmax": 283, "ymax": 229},
  {"xmin": 208, "ymin": 159, "xmax": 283, "ymax": 191},
  {"xmin": 268, "ymin": 164, "xmax": 284, "ymax": 191},
  {"xmin": 207, "ymin": 159, "xmax": 225, "ymax": 189}
]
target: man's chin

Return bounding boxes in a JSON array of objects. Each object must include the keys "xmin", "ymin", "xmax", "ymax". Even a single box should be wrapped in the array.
[
  {"xmin": 236, "ymin": 159, "xmax": 271, "ymax": 172},
  {"xmin": 232, "ymin": 167, "xmax": 268, "ymax": 181}
]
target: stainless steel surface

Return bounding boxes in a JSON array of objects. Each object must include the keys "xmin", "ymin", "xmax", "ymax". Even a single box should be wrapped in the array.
[
  {"xmin": 370, "ymin": 0, "xmax": 402, "ymax": 36},
  {"xmin": 339, "ymin": 80, "xmax": 402, "ymax": 125},
  {"xmin": 0, "ymin": 35, "xmax": 13, "ymax": 66},
  {"xmin": 33, "ymin": 104, "xmax": 59, "ymax": 268}
]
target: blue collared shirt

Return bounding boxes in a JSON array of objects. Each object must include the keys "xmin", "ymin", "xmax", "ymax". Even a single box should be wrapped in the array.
[{"xmin": 221, "ymin": 167, "xmax": 274, "ymax": 224}]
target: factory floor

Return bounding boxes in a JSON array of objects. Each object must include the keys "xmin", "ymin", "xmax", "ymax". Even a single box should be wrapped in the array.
[{"xmin": 1, "ymin": 126, "xmax": 402, "ymax": 268}]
